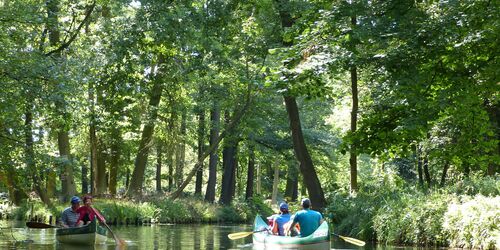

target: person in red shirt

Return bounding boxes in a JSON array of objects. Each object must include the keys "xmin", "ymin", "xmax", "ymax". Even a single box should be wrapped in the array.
[{"xmin": 76, "ymin": 195, "xmax": 106, "ymax": 226}]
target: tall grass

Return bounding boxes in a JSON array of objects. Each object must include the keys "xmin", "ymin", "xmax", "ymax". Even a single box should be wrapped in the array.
[{"xmin": 328, "ymin": 174, "xmax": 499, "ymax": 249}]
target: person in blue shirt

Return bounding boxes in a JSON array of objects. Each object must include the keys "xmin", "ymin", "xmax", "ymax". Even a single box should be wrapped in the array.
[
  {"xmin": 285, "ymin": 198, "xmax": 324, "ymax": 237},
  {"xmin": 271, "ymin": 202, "xmax": 291, "ymax": 236}
]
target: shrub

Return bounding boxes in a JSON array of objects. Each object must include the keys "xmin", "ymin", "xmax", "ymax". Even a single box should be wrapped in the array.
[{"xmin": 443, "ymin": 195, "xmax": 500, "ymax": 249}]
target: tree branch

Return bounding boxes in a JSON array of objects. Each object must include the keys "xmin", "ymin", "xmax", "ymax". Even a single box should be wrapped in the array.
[{"xmin": 45, "ymin": 1, "xmax": 96, "ymax": 56}]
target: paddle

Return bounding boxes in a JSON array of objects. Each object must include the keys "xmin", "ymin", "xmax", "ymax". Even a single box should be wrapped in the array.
[
  {"xmin": 90, "ymin": 207, "xmax": 126, "ymax": 246},
  {"xmin": 228, "ymin": 229, "xmax": 267, "ymax": 240},
  {"xmin": 332, "ymin": 233, "xmax": 366, "ymax": 246},
  {"xmin": 26, "ymin": 221, "xmax": 59, "ymax": 229}
]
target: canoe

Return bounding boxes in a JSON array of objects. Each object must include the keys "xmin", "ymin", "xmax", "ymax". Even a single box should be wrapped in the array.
[
  {"xmin": 252, "ymin": 215, "xmax": 330, "ymax": 250},
  {"xmin": 56, "ymin": 219, "xmax": 107, "ymax": 245}
]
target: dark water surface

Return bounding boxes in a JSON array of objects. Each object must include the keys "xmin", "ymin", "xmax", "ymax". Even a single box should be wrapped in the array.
[{"xmin": 0, "ymin": 220, "xmax": 423, "ymax": 249}]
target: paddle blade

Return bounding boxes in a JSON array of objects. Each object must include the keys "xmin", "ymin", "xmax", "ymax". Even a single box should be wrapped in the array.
[
  {"xmin": 339, "ymin": 235, "xmax": 366, "ymax": 246},
  {"xmin": 26, "ymin": 221, "xmax": 58, "ymax": 229},
  {"xmin": 228, "ymin": 231, "xmax": 254, "ymax": 240}
]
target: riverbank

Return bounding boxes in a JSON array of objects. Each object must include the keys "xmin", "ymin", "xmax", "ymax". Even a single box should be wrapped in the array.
[
  {"xmin": 1, "ymin": 196, "xmax": 274, "ymax": 225},
  {"xmin": 328, "ymin": 175, "xmax": 499, "ymax": 249}
]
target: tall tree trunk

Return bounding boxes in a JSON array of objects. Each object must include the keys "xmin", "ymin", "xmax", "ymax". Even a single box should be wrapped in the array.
[
  {"xmin": 417, "ymin": 145, "xmax": 424, "ymax": 187},
  {"xmin": 24, "ymin": 96, "xmax": 51, "ymax": 205},
  {"xmin": 275, "ymin": 0, "xmax": 326, "ymax": 210},
  {"xmin": 96, "ymin": 139, "xmax": 107, "ymax": 195},
  {"xmin": 126, "ymin": 68, "xmax": 164, "ymax": 197},
  {"xmin": 485, "ymin": 100, "xmax": 499, "ymax": 175},
  {"xmin": 166, "ymin": 111, "xmax": 176, "ymax": 192},
  {"xmin": 168, "ymin": 150, "xmax": 174, "ymax": 192},
  {"xmin": 220, "ymin": 111, "xmax": 238, "ymax": 205},
  {"xmin": 231, "ymin": 149, "xmax": 238, "ymax": 199},
  {"xmin": 440, "ymin": 161, "xmax": 449, "ymax": 187},
  {"xmin": 46, "ymin": 165, "xmax": 56, "ymax": 198},
  {"xmin": 47, "ymin": 0, "xmax": 76, "ymax": 201},
  {"xmin": 283, "ymin": 96, "xmax": 326, "ymax": 210},
  {"xmin": 285, "ymin": 161, "xmax": 298, "ymax": 201},
  {"xmin": 256, "ymin": 162, "xmax": 261, "ymax": 195},
  {"xmin": 175, "ymin": 110, "xmax": 187, "ymax": 188},
  {"xmin": 109, "ymin": 128, "xmax": 120, "ymax": 195},
  {"xmin": 423, "ymin": 154, "xmax": 431, "ymax": 188},
  {"xmin": 245, "ymin": 141, "xmax": 255, "ymax": 200},
  {"xmin": 81, "ymin": 161, "xmax": 89, "ymax": 194},
  {"xmin": 195, "ymin": 110, "xmax": 205, "ymax": 195},
  {"xmin": 156, "ymin": 142, "xmax": 162, "ymax": 193},
  {"xmin": 349, "ymin": 15, "xmax": 359, "ymax": 193},
  {"xmin": 205, "ymin": 100, "xmax": 220, "ymax": 203},
  {"xmin": 89, "ymin": 108, "xmax": 98, "ymax": 195}
]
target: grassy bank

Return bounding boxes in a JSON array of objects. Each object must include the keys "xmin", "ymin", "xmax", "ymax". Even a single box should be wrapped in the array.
[
  {"xmin": 1, "ymin": 196, "xmax": 273, "ymax": 225},
  {"xmin": 328, "ymin": 174, "xmax": 500, "ymax": 249}
]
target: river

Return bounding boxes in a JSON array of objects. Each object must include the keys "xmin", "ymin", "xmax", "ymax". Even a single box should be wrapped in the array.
[{"xmin": 0, "ymin": 220, "xmax": 421, "ymax": 249}]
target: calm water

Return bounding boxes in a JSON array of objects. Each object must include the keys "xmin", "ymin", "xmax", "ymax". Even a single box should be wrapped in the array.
[{"xmin": 0, "ymin": 220, "xmax": 423, "ymax": 249}]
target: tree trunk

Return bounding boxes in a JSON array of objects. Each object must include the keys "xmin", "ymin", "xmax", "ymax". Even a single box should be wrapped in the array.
[
  {"xmin": 220, "ymin": 111, "xmax": 238, "ymax": 205},
  {"xmin": 156, "ymin": 142, "xmax": 162, "ymax": 193},
  {"xmin": 126, "ymin": 70, "xmax": 164, "ymax": 197},
  {"xmin": 46, "ymin": 165, "xmax": 56, "ymax": 198},
  {"xmin": 96, "ymin": 139, "xmax": 107, "ymax": 195},
  {"xmin": 440, "ymin": 161, "xmax": 449, "ymax": 187},
  {"xmin": 79, "ymin": 152, "xmax": 88, "ymax": 194},
  {"xmin": 205, "ymin": 100, "xmax": 220, "ymax": 203},
  {"xmin": 485, "ymin": 100, "xmax": 499, "ymax": 175},
  {"xmin": 166, "ymin": 111, "xmax": 176, "ymax": 192},
  {"xmin": 256, "ymin": 162, "xmax": 261, "ymax": 195},
  {"xmin": 175, "ymin": 110, "xmax": 187, "ymax": 188},
  {"xmin": 245, "ymin": 141, "xmax": 255, "ymax": 200},
  {"xmin": 283, "ymin": 96, "xmax": 326, "ymax": 211},
  {"xmin": 171, "ymin": 86, "xmax": 252, "ymax": 200},
  {"xmin": 195, "ymin": 110, "xmax": 205, "ymax": 195},
  {"xmin": 275, "ymin": 0, "xmax": 326, "ymax": 210},
  {"xmin": 417, "ymin": 145, "xmax": 424, "ymax": 187},
  {"xmin": 168, "ymin": 150, "xmax": 174, "ymax": 192},
  {"xmin": 285, "ymin": 161, "xmax": 298, "ymax": 201},
  {"xmin": 109, "ymin": 128, "xmax": 120, "ymax": 195},
  {"xmin": 349, "ymin": 14, "xmax": 359, "ymax": 192},
  {"xmin": 25, "ymin": 98, "xmax": 51, "ymax": 205},
  {"xmin": 47, "ymin": 0, "xmax": 76, "ymax": 201},
  {"xmin": 423, "ymin": 154, "xmax": 431, "ymax": 188},
  {"xmin": 231, "ymin": 150, "xmax": 238, "ymax": 199}
]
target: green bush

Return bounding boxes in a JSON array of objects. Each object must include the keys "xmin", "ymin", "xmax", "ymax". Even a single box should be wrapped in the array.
[
  {"xmin": 373, "ymin": 192, "xmax": 451, "ymax": 246},
  {"xmin": 11, "ymin": 200, "xmax": 64, "ymax": 221},
  {"xmin": 93, "ymin": 199, "xmax": 159, "ymax": 223},
  {"xmin": 443, "ymin": 195, "xmax": 500, "ymax": 249}
]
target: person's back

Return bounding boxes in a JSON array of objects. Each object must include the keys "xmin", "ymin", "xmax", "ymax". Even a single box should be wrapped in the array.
[
  {"xmin": 293, "ymin": 208, "xmax": 322, "ymax": 237},
  {"xmin": 272, "ymin": 202, "xmax": 292, "ymax": 236},
  {"xmin": 287, "ymin": 198, "xmax": 323, "ymax": 237},
  {"xmin": 274, "ymin": 213, "xmax": 291, "ymax": 236}
]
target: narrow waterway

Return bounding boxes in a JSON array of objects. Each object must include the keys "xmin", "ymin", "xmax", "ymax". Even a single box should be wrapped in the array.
[{"xmin": 0, "ymin": 220, "xmax": 423, "ymax": 249}]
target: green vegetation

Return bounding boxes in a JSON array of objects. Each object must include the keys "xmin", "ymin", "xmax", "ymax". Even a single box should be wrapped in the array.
[
  {"xmin": 6, "ymin": 197, "xmax": 273, "ymax": 224},
  {"xmin": 0, "ymin": 0, "xmax": 498, "ymax": 248},
  {"xmin": 329, "ymin": 173, "xmax": 499, "ymax": 248}
]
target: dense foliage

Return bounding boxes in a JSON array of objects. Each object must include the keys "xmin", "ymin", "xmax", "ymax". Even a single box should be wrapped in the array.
[{"xmin": 0, "ymin": 0, "xmax": 498, "ymax": 248}]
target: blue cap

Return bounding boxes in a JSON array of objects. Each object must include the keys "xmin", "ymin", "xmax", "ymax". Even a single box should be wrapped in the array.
[
  {"xmin": 71, "ymin": 196, "xmax": 81, "ymax": 204},
  {"xmin": 279, "ymin": 202, "xmax": 289, "ymax": 210}
]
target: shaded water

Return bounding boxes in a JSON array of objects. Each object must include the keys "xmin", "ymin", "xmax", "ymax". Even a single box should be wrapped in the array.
[{"xmin": 0, "ymin": 220, "xmax": 424, "ymax": 249}]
